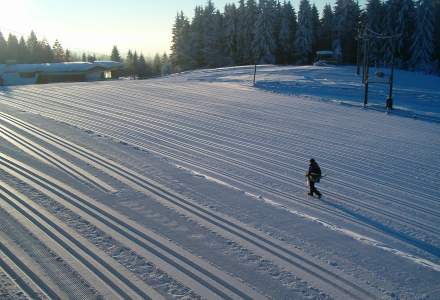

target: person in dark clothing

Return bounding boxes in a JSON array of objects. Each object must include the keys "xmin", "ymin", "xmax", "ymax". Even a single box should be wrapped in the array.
[{"xmin": 307, "ymin": 158, "xmax": 322, "ymax": 198}]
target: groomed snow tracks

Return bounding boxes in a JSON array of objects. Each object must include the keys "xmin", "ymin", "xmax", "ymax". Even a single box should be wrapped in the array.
[{"xmin": 0, "ymin": 112, "xmax": 377, "ymax": 300}]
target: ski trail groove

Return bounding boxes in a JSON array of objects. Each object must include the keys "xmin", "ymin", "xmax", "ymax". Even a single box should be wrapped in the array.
[
  {"xmin": 0, "ymin": 180, "xmax": 164, "ymax": 300},
  {"xmin": 0, "ymin": 114, "xmax": 378, "ymax": 300},
  {"xmin": 0, "ymin": 154, "xmax": 267, "ymax": 300}
]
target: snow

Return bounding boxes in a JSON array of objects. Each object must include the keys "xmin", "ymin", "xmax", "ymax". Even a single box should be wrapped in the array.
[{"xmin": 0, "ymin": 64, "xmax": 439, "ymax": 299}]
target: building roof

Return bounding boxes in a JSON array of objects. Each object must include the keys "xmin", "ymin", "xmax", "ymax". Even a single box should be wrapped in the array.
[{"xmin": 0, "ymin": 61, "xmax": 123, "ymax": 74}]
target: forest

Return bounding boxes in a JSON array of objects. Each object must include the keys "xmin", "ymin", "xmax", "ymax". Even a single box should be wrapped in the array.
[{"xmin": 1, "ymin": 0, "xmax": 439, "ymax": 77}]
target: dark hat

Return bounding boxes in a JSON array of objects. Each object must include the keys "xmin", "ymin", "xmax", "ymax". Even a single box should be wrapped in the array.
[{"xmin": 310, "ymin": 158, "xmax": 315, "ymax": 163}]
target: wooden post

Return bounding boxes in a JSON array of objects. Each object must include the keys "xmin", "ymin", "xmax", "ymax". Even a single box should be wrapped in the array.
[
  {"xmin": 253, "ymin": 63, "xmax": 257, "ymax": 86},
  {"xmin": 363, "ymin": 39, "xmax": 369, "ymax": 107},
  {"xmin": 386, "ymin": 38, "xmax": 396, "ymax": 112}
]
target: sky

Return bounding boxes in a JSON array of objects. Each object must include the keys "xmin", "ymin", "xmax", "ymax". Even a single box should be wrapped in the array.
[{"xmin": 1, "ymin": 0, "xmax": 343, "ymax": 57}]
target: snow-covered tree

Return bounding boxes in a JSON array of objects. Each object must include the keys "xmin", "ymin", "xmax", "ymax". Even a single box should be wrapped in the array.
[
  {"xmin": 296, "ymin": 0, "xmax": 314, "ymax": 64},
  {"xmin": 333, "ymin": 0, "xmax": 360, "ymax": 64},
  {"xmin": 252, "ymin": 0, "xmax": 277, "ymax": 64},
  {"xmin": 224, "ymin": 3, "xmax": 238, "ymax": 64},
  {"xmin": 385, "ymin": 0, "xmax": 416, "ymax": 68},
  {"xmin": 242, "ymin": 0, "xmax": 259, "ymax": 64},
  {"xmin": 277, "ymin": 1, "xmax": 297, "ymax": 64},
  {"xmin": 411, "ymin": 0, "xmax": 435, "ymax": 72}
]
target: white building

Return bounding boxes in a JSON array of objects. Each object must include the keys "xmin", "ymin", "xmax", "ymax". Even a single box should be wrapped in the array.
[{"xmin": 0, "ymin": 61, "xmax": 123, "ymax": 86}]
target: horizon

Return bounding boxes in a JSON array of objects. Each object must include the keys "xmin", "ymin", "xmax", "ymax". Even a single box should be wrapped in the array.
[{"xmin": 0, "ymin": 0, "xmax": 365, "ymax": 58}]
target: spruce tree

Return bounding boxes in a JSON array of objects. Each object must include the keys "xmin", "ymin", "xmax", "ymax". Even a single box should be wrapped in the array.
[
  {"xmin": 333, "ymin": 0, "xmax": 360, "ymax": 64},
  {"xmin": 18, "ymin": 37, "xmax": 29, "ymax": 63},
  {"xmin": 224, "ymin": 3, "xmax": 238, "ymax": 64},
  {"xmin": 296, "ymin": 0, "xmax": 313, "ymax": 64},
  {"xmin": 277, "ymin": 1, "xmax": 297, "ymax": 64},
  {"xmin": 385, "ymin": 0, "xmax": 416, "ymax": 68},
  {"xmin": 6, "ymin": 34, "xmax": 20, "ymax": 62},
  {"xmin": 320, "ymin": 4, "xmax": 334, "ymax": 51},
  {"xmin": 82, "ymin": 53, "xmax": 87, "ymax": 62},
  {"xmin": 137, "ymin": 54, "xmax": 148, "ymax": 78},
  {"xmin": 40, "ymin": 39, "xmax": 54, "ymax": 63},
  {"xmin": 125, "ymin": 50, "xmax": 134, "ymax": 77},
  {"xmin": 190, "ymin": 6, "xmax": 205, "ymax": 67},
  {"xmin": 53, "ymin": 39, "xmax": 65, "ymax": 62},
  {"xmin": 0, "ymin": 32, "xmax": 8, "ymax": 64},
  {"xmin": 161, "ymin": 53, "xmax": 172, "ymax": 75},
  {"xmin": 26, "ymin": 31, "xmax": 39, "ymax": 63},
  {"xmin": 153, "ymin": 53, "xmax": 162, "ymax": 76},
  {"xmin": 243, "ymin": 0, "xmax": 259, "ymax": 64},
  {"xmin": 111, "ymin": 46, "xmax": 122, "ymax": 62},
  {"xmin": 311, "ymin": 4, "xmax": 321, "ymax": 57},
  {"xmin": 253, "ymin": 0, "xmax": 277, "ymax": 64},
  {"xmin": 366, "ymin": 0, "xmax": 386, "ymax": 63},
  {"xmin": 411, "ymin": 0, "xmax": 435, "ymax": 72},
  {"xmin": 171, "ymin": 12, "xmax": 192, "ymax": 71},
  {"xmin": 65, "ymin": 49, "xmax": 71, "ymax": 62},
  {"xmin": 433, "ymin": 0, "xmax": 440, "ymax": 72}
]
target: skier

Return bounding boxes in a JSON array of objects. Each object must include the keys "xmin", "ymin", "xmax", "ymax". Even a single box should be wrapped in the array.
[{"xmin": 306, "ymin": 158, "xmax": 322, "ymax": 198}]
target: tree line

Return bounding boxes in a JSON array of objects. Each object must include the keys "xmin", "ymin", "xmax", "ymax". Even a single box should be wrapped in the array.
[
  {"xmin": 170, "ymin": 0, "xmax": 440, "ymax": 74},
  {"xmin": 110, "ymin": 46, "xmax": 172, "ymax": 78},
  {"xmin": 0, "ymin": 31, "xmax": 171, "ymax": 79}
]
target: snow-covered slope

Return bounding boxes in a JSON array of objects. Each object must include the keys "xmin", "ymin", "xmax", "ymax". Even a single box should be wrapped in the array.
[{"xmin": 0, "ymin": 65, "xmax": 439, "ymax": 299}]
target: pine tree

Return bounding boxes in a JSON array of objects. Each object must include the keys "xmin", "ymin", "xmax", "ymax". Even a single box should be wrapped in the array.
[
  {"xmin": 161, "ymin": 53, "xmax": 172, "ymax": 75},
  {"xmin": 333, "ymin": 0, "xmax": 360, "ymax": 64},
  {"xmin": 242, "ymin": 0, "xmax": 259, "ymax": 64},
  {"xmin": 125, "ymin": 50, "xmax": 134, "ymax": 77},
  {"xmin": 0, "ymin": 32, "xmax": 7, "ymax": 63},
  {"xmin": 82, "ymin": 53, "xmax": 87, "ymax": 62},
  {"xmin": 137, "ymin": 54, "xmax": 148, "ymax": 78},
  {"xmin": 411, "ymin": 0, "xmax": 435, "ymax": 72},
  {"xmin": 170, "ymin": 12, "xmax": 192, "ymax": 71},
  {"xmin": 132, "ymin": 51, "xmax": 139, "ymax": 78},
  {"xmin": 253, "ymin": 0, "xmax": 277, "ymax": 64},
  {"xmin": 433, "ymin": 0, "xmax": 440, "ymax": 72},
  {"xmin": 26, "ymin": 31, "xmax": 39, "ymax": 63},
  {"xmin": 153, "ymin": 53, "xmax": 162, "ymax": 76},
  {"xmin": 224, "ymin": 3, "xmax": 238, "ymax": 64},
  {"xmin": 18, "ymin": 37, "xmax": 29, "ymax": 63},
  {"xmin": 65, "ymin": 49, "xmax": 71, "ymax": 62},
  {"xmin": 385, "ymin": 0, "xmax": 416, "ymax": 68},
  {"xmin": 53, "ymin": 39, "xmax": 65, "ymax": 62},
  {"xmin": 296, "ymin": 0, "xmax": 314, "ymax": 64},
  {"xmin": 39, "ymin": 39, "xmax": 54, "ymax": 63},
  {"xmin": 6, "ymin": 34, "xmax": 20, "ymax": 62},
  {"xmin": 277, "ymin": 1, "xmax": 297, "ymax": 64},
  {"xmin": 320, "ymin": 4, "xmax": 334, "ymax": 51},
  {"xmin": 366, "ymin": 0, "xmax": 386, "ymax": 63},
  {"xmin": 111, "ymin": 46, "xmax": 122, "ymax": 62},
  {"xmin": 190, "ymin": 6, "xmax": 205, "ymax": 67},
  {"xmin": 311, "ymin": 4, "xmax": 321, "ymax": 56},
  {"xmin": 202, "ymin": 1, "xmax": 227, "ymax": 67}
]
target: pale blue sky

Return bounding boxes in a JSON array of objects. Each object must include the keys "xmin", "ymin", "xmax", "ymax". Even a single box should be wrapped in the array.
[{"xmin": 1, "ymin": 0, "xmax": 352, "ymax": 57}]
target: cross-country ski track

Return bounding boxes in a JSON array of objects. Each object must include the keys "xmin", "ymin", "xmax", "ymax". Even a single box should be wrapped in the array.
[{"xmin": 1, "ymin": 66, "xmax": 440, "ymax": 299}]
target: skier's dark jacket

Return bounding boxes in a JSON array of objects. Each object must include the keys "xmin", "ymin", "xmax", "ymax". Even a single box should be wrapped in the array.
[{"xmin": 308, "ymin": 160, "xmax": 322, "ymax": 183}]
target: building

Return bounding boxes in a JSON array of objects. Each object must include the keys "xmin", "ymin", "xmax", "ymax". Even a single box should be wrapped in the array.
[{"xmin": 0, "ymin": 61, "xmax": 123, "ymax": 86}]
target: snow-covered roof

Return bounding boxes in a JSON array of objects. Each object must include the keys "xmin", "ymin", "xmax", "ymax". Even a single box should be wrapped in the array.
[{"xmin": 0, "ymin": 61, "xmax": 122, "ymax": 74}]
